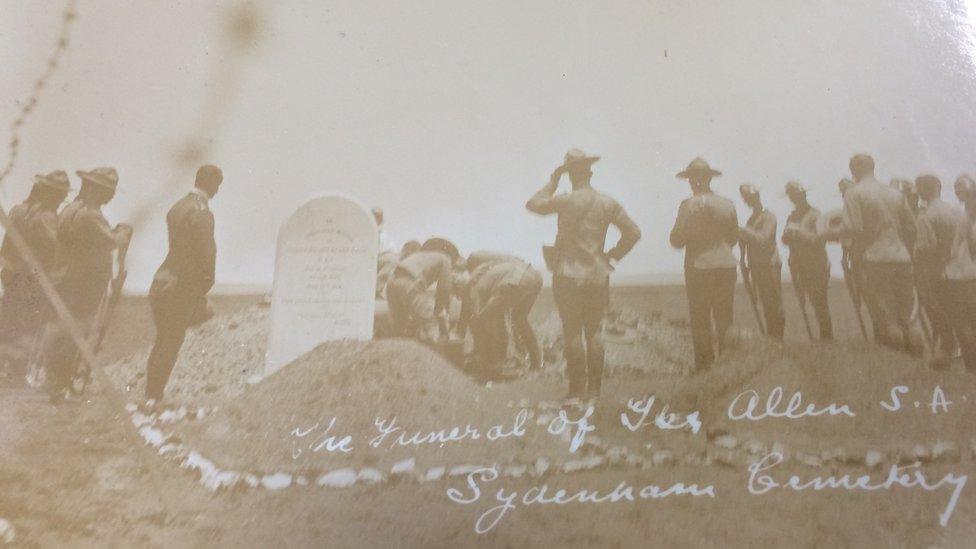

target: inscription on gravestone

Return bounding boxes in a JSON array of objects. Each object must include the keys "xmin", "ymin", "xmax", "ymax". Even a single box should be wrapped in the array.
[{"xmin": 265, "ymin": 193, "xmax": 378, "ymax": 376}]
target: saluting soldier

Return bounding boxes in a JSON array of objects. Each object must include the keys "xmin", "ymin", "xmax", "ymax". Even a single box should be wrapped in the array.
[
  {"xmin": 144, "ymin": 165, "xmax": 223, "ymax": 406},
  {"xmin": 0, "ymin": 171, "xmax": 70, "ymax": 373},
  {"xmin": 385, "ymin": 237, "xmax": 463, "ymax": 343},
  {"xmin": 914, "ymin": 175, "xmax": 958, "ymax": 369},
  {"xmin": 42, "ymin": 167, "xmax": 131, "ymax": 402},
  {"xmin": 738, "ymin": 184, "xmax": 785, "ymax": 339},
  {"xmin": 457, "ymin": 255, "xmax": 543, "ymax": 377},
  {"xmin": 526, "ymin": 148, "xmax": 641, "ymax": 401},
  {"xmin": 842, "ymin": 154, "xmax": 923, "ymax": 355},
  {"xmin": 782, "ymin": 181, "xmax": 832, "ymax": 340},
  {"xmin": 670, "ymin": 157, "xmax": 737, "ymax": 371}
]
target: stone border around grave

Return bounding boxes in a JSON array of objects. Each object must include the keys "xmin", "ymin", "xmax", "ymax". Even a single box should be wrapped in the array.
[{"xmin": 126, "ymin": 403, "xmax": 972, "ymax": 494}]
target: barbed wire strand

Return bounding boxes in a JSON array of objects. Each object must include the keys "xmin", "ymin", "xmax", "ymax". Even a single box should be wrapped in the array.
[{"xmin": 0, "ymin": 0, "xmax": 77, "ymax": 191}]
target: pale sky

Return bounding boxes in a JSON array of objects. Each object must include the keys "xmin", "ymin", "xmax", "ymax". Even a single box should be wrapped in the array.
[{"xmin": 2, "ymin": 0, "xmax": 976, "ymax": 291}]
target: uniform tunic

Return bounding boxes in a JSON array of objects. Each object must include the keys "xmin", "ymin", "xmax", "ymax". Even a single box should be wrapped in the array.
[{"xmin": 669, "ymin": 191, "xmax": 738, "ymax": 369}]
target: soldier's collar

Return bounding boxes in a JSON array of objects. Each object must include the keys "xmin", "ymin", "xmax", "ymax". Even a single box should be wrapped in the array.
[{"xmin": 190, "ymin": 187, "xmax": 211, "ymax": 204}]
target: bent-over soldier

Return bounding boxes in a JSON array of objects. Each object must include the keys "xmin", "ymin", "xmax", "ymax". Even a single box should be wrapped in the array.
[
  {"xmin": 0, "ymin": 171, "xmax": 70, "ymax": 372},
  {"xmin": 738, "ymin": 184, "xmax": 785, "ymax": 339},
  {"xmin": 783, "ymin": 181, "xmax": 832, "ymax": 340},
  {"xmin": 145, "ymin": 165, "xmax": 223, "ymax": 405},
  {"xmin": 42, "ymin": 167, "xmax": 130, "ymax": 402},
  {"xmin": 526, "ymin": 148, "xmax": 640, "ymax": 400},
  {"xmin": 843, "ymin": 154, "xmax": 923, "ymax": 355},
  {"xmin": 457, "ymin": 257, "xmax": 543, "ymax": 377},
  {"xmin": 670, "ymin": 157, "xmax": 737, "ymax": 370},
  {"xmin": 385, "ymin": 238, "xmax": 462, "ymax": 343}
]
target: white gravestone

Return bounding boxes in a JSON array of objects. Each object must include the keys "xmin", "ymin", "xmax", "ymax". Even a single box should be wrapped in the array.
[{"xmin": 265, "ymin": 194, "xmax": 378, "ymax": 376}]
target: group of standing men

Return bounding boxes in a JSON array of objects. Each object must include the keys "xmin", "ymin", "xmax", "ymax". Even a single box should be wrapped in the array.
[
  {"xmin": 670, "ymin": 153, "xmax": 976, "ymax": 373},
  {"xmin": 0, "ymin": 165, "xmax": 222, "ymax": 408}
]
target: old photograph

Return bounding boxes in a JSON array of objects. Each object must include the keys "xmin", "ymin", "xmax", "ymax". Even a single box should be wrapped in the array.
[{"xmin": 1, "ymin": 0, "xmax": 976, "ymax": 546}]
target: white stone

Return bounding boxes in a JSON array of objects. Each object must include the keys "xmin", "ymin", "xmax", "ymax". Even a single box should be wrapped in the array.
[
  {"xmin": 266, "ymin": 194, "xmax": 378, "ymax": 376},
  {"xmin": 714, "ymin": 435, "xmax": 738, "ymax": 450},
  {"xmin": 503, "ymin": 465, "xmax": 527, "ymax": 478},
  {"xmin": 0, "ymin": 518, "xmax": 14, "ymax": 544},
  {"xmin": 865, "ymin": 450, "xmax": 884, "ymax": 468},
  {"xmin": 532, "ymin": 457, "xmax": 550, "ymax": 477},
  {"xmin": 932, "ymin": 441, "xmax": 959, "ymax": 461},
  {"xmin": 652, "ymin": 450, "xmax": 674, "ymax": 467},
  {"xmin": 391, "ymin": 458, "xmax": 416, "ymax": 475},
  {"xmin": 317, "ymin": 468, "xmax": 358, "ymax": 488},
  {"xmin": 261, "ymin": 473, "xmax": 293, "ymax": 490},
  {"xmin": 358, "ymin": 468, "xmax": 384, "ymax": 483},
  {"xmin": 423, "ymin": 467, "xmax": 446, "ymax": 482}
]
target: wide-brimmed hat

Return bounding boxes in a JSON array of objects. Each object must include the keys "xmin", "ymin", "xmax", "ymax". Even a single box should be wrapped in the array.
[
  {"xmin": 76, "ymin": 167, "xmax": 118, "ymax": 190},
  {"xmin": 421, "ymin": 237, "xmax": 460, "ymax": 262},
  {"xmin": 739, "ymin": 183, "xmax": 759, "ymax": 197},
  {"xmin": 33, "ymin": 170, "xmax": 71, "ymax": 193},
  {"xmin": 915, "ymin": 174, "xmax": 941, "ymax": 193},
  {"xmin": 676, "ymin": 157, "xmax": 721, "ymax": 179},
  {"xmin": 784, "ymin": 180, "xmax": 807, "ymax": 196},
  {"xmin": 560, "ymin": 148, "xmax": 600, "ymax": 171}
]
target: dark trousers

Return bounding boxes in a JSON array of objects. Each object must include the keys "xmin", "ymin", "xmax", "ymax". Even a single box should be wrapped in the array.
[
  {"xmin": 472, "ymin": 269, "xmax": 543, "ymax": 375},
  {"xmin": 146, "ymin": 292, "xmax": 197, "ymax": 401},
  {"xmin": 796, "ymin": 263, "xmax": 833, "ymax": 340},
  {"xmin": 42, "ymin": 282, "xmax": 105, "ymax": 395},
  {"xmin": 918, "ymin": 277, "xmax": 955, "ymax": 359},
  {"xmin": 552, "ymin": 275, "xmax": 609, "ymax": 398},
  {"xmin": 939, "ymin": 280, "xmax": 976, "ymax": 370},
  {"xmin": 752, "ymin": 262, "xmax": 785, "ymax": 340},
  {"xmin": 685, "ymin": 267, "xmax": 736, "ymax": 371},
  {"xmin": 0, "ymin": 270, "xmax": 46, "ymax": 371},
  {"xmin": 862, "ymin": 262, "xmax": 924, "ymax": 355}
]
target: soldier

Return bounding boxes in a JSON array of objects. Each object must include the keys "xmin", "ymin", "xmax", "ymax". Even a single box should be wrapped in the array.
[
  {"xmin": 943, "ymin": 176, "xmax": 976, "ymax": 370},
  {"xmin": 385, "ymin": 237, "xmax": 462, "ymax": 343},
  {"xmin": 0, "ymin": 171, "xmax": 70, "ymax": 373},
  {"xmin": 457, "ymin": 256, "xmax": 543, "ymax": 377},
  {"xmin": 144, "ymin": 165, "xmax": 223, "ymax": 406},
  {"xmin": 42, "ymin": 167, "xmax": 131, "ymax": 402},
  {"xmin": 915, "ymin": 175, "xmax": 962, "ymax": 369},
  {"xmin": 376, "ymin": 240, "xmax": 420, "ymax": 299},
  {"xmin": 842, "ymin": 154, "xmax": 923, "ymax": 355},
  {"xmin": 526, "ymin": 148, "xmax": 640, "ymax": 400},
  {"xmin": 782, "ymin": 181, "xmax": 832, "ymax": 340},
  {"xmin": 738, "ymin": 184, "xmax": 785, "ymax": 339},
  {"xmin": 669, "ymin": 157, "xmax": 737, "ymax": 371}
]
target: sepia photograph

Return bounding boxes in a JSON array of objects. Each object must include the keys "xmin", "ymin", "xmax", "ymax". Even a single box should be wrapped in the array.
[{"xmin": 1, "ymin": 0, "xmax": 976, "ymax": 546}]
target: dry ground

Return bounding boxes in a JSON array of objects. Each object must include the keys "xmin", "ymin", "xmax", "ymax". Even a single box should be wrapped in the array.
[{"xmin": 1, "ymin": 283, "xmax": 975, "ymax": 548}]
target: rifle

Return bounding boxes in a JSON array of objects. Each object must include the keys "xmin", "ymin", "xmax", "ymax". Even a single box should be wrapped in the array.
[
  {"xmin": 788, "ymin": 259, "xmax": 814, "ymax": 341},
  {"xmin": 840, "ymin": 248, "xmax": 868, "ymax": 340},
  {"xmin": 739, "ymin": 254, "xmax": 766, "ymax": 336},
  {"xmin": 69, "ymin": 226, "xmax": 132, "ymax": 395}
]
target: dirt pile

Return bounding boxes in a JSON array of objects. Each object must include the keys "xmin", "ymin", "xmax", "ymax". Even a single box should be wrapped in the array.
[
  {"xmin": 664, "ymin": 341, "xmax": 976, "ymax": 457},
  {"xmin": 104, "ymin": 305, "xmax": 268, "ymax": 404},
  {"xmin": 175, "ymin": 339, "xmax": 561, "ymax": 474}
]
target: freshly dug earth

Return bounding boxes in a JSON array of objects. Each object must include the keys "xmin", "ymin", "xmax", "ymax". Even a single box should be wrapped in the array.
[
  {"xmin": 104, "ymin": 305, "xmax": 269, "ymax": 404},
  {"xmin": 177, "ymin": 339, "xmax": 561, "ymax": 474}
]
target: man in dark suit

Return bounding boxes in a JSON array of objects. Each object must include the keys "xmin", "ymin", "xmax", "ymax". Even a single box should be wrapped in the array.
[{"xmin": 145, "ymin": 165, "xmax": 222, "ymax": 406}]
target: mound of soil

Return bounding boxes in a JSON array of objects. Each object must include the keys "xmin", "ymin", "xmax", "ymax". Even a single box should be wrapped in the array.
[
  {"xmin": 176, "ymin": 339, "xmax": 561, "ymax": 474},
  {"xmin": 104, "ymin": 306, "xmax": 268, "ymax": 404},
  {"xmin": 668, "ymin": 341, "xmax": 976, "ymax": 457}
]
